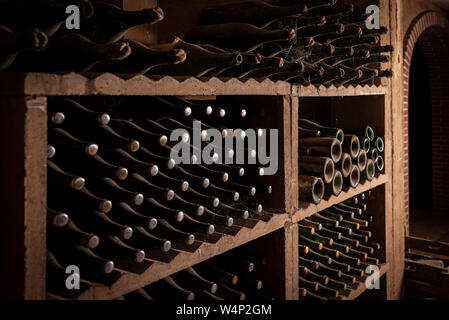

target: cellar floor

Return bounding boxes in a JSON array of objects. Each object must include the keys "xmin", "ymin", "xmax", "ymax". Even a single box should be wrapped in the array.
[{"xmin": 409, "ymin": 208, "xmax": 449, "ymax": 242}]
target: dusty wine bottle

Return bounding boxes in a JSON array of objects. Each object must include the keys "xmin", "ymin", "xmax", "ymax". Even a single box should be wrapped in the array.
[
  {"xmin": 12, "ymin": 34, "xmax": 131, "ymax": 72},
  {"xmin": 185, "ymin": 23, "xmax": 296, "ymax": 53},
  {"xmin": 75, "ymin": 2, "xmax": 164, "ymax": 44},
  {"xmin": 299, "ymin": 156, "xmax": 335, "ymax": 184},
  {"xmin": 0, "ymin": 25, "xmax": 48, "ymax": 71},
  {"xmin": 48, "ymin": 160, "xmax": 86, "ymax": 191},
  {"xmin": 49, "ymin": 128, "xmax": 99, "ymax": 156},
  {"xmin": 48, "ymin": 98, "xmax": 110, "ymax": 126},
  {"xmin": 200, "ymin": 0, "xmax": 307, "ymax": 27},
  {"xmin": 96, "ymin": 39, "xmax": 186, "ymax": 74},
  {"xmin": 108, "ymin": 202, "xmax": 158, "ymax": 231},
  {"xmin": 298, "ymin": 175, "xmax": 325, "ymax": 204},
  {"xmin": 300, "ymin": 137, "xmax": 342, "ymax": 163}
]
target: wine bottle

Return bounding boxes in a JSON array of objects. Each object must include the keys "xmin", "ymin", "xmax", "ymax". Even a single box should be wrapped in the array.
[
  {"xmin": 95, "ymin": 39, "xmax": 186, "ymax": 74},
  {"xmin": 101, "ymin": 149, "xmax": 159, "ymax": 178},
  {"xmin": 74, "ymin": 2, "xmax": 164, "ymax": 44},
  {"xmin": 12, "ymin": 34, "xmax": 131, "ymax": 72},
  {"xmin": 48, "ymin": 244, "xmax": 114, "ymax": 276},
  {"xmin": 48, "ymin": 184, "xmax": 112, "ymax": 213},
  {"xmin": 200, "ymin": 1, "xmax": 307, "ymax": 28},
  {"xmin": 121, "ymin": 173, "xmax": 175, "ymax": 202},
  {"xmin": 47, "ymin": 208, "xmax": 69, "ymax": 228},
  {"xmin": 360, "ymin": 158, "xmax": 375, "ymax": 181},
  {"xmin": 146, "ymin": 276, "xmax": 195, "ymax": 300},
  {"xmin": 140, "ymin": 197, "xmax": 184, "ymax": 224},
  {"xmin": 299, "ymin": 276, "xmax": 319, "ymax": 292},
  {"xmin": 336, "ymin": 153, "xmax": 352, "ymax": 178},
  {"xmin": 300, "ymin": 137, "xmax": 342, "ymax": 164},
  {"xmin": 69, "ymin": 208, "xmax": 133, "ymax": 240},
  {"xmin": 347, "ymin": 126, "xmax": 375, "ymax": 141},
  {"xmin": 297, "ymin": 23, "xmax": 345, "ymax": 38},
  {"xmin": 54, "ymin": 153, "xmax": 128, "ymax": 180},
  {"xmin": 173, "ymin": 267, "xmax": 218, "ymax": 294},
  {"xmin": 216, "ymin": 202, "xmax": 249, "ymax": 220},
  {"xmin": 185, "ymin": 23, "xmax": 296, "ymax": 53},
  {"xmin": 220, "ymin": 56, "xmax": 285, "ymax": 78},
  {"xmin": 217, "ymin": 284, "xmax": 246, "ymax": 300},
  {"xmin": 356, "ymin": 149, "xmax": 368, "ymax": 172},
  {"xmin": 180, "ymin": 213, "xmax": 216, "ymax": 235},
  {"xmin": 324, "ymin": 170, "xmax": 343, "ymax": 196},
  {"xmin": 48, "ymin": 160, "xmax": 86, "ymax": 191},
  {"xmin": 342, "ymin": 135, "xmax": 360, "ymax": 159},
  {"xmin": 195, "ymin": 263, "xmax": 239, "ymax": 287},
  {"xmin": 49, "ymin": 128, "xmax": 99, "ymax": 156},
  {"xmin": 126, "ymin": 226, "xmax": 172, "ymax": 254},
  {"xmin": 299, "ymin": 156, "xmax": 335, "ymax": 184},
  {"xmin": 330, "ymin": 35, "xmax": 380, "ymax": 48},
  {"xmin": 108, "ymin": 202, "xmax": 158, "ymax": 231},
  {"xmin": 299, "ymin": 119, "xmax": 344, "ymax": 142},
  {"xmin": 108, "ymin": 119, "xmax": 168, "ymax": 147},
  {"xmin": 47, "ymin": 145, "xmax": 57, "ymax": 159},
  {"xmin": 325, "ymin": 13, "xmax": 371, "ymax": 26},
  {"xmin": 309, "ymin": 213, "xmax": 339, "ymax": 228},
  {"xmin": 344, "ymin": 164, "xmax": 360, "ymax": 188},
  {"xmin": 149, "ymin": 38, "xmax": 243, "ymax": 77},
  {"xmin": 300, "ymin": 219, "xmax": 322, "ymax": 231},
  {"xmin": 300, "ymin": 256, "xmax": 320, "ymax": 270},
  {"xmin": 0, "ymin": 25, "xmax": 48, "ymax": 71},
  {"xmin": 74, "ymin": 124, "xmax": 140, "ymax": 153},
  {"xmin": 298, "ymin": 175, "xmax": 325, "ymax": 204},
  {"xmin": 94, "ymin": 235, "xmax": 145, "ymax": 263},
  {"xmin": 306, "ymin": 4, "xmax": 354, "ymax": 16},
  {"xmin": 299, "ymin": 127, "xmax": 322, "ymax": 138},
  {"xmin": 314, "ymin": 261, "xmax": 342, "ymax": 279},
  {"xmin": 135, "ymin": 147, "xmax": 176, "ymax": 171},
  {"xmin": 47, "ymin": 219, "xmax": 99, "ymax": 249},
  {"xmin": 317, "ymin": 226, "xmax": 342, "ymax": 241},
  {"xmin": 149, "ymin": 170, "xmax": 190, "ymax": 193},
  {"xmin": 375, "ymin": 155, "xmax": 384, "ymax": 172},
  {"xmin": 339, "ymin": 56, "xmax": 390, "ymax": 69},
  {"xmin": 0, "ymin": 0, "xmax": 94, "ymax": 36},
  {"xmin": 88, "ymin": 177, "xmax": 143, "ymax": 205},
  {"xmin": 48, "ymin": 98, "xmax": 110, "ymax": 126}
]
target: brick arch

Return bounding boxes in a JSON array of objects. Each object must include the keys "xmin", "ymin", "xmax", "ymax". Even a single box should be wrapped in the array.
[{"xmin": 403, "ymin": 11, "xmax": 449, "ymax": 229}]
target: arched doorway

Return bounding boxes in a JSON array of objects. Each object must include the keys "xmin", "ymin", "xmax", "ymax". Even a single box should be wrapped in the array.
[{"xmin": 404, "ymin": 12, "xmax": 449, "ymax": 239}]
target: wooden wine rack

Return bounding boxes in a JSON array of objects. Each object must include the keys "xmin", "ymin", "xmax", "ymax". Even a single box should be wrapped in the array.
[{"xmin": 0, "ymin": 0, "xmax": 401, "ymax": 301}]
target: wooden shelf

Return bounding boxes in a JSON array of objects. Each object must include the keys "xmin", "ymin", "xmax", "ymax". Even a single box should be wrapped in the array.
[
  {"xmin": 76, "ymin": 213, "xmax": 289, "ymax": 300},
  {"xmin": 0, "ymin": 72, "xmax": 291, "ymax": 97},
  {"xmin": 293, "ymin": 175, "xmax": 389, "ymax": 223},
  {"xmin": 293, "ymin": 84, "xmax": 388, "ymax": 97},
  {"xmin": 0, "ymin": 72, "xmax": 387, "ymax": 98},
  {"xmin": 340, "ymin": 263, "xmax": 389, "ymax": 300}
]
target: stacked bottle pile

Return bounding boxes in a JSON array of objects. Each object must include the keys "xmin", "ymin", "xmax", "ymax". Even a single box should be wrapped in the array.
[
  {"xmin": 0, "ymin": 0, "xmax": 392, "ymax": 85},
  {"xmin": 45, "ymin": 96, "xmax": 275, "ymax": 298},
  {"xmin": 299, "ymin": 192, "xmax": 381, "ymax": 300},
  {"xmin": 298, "ymin": 118, "xmax": 384, "ymax": 204},
  {"xmin": 0, "ymin": 0, "xmax": 192, "ymax": 73},
  {"xmin": 118, "ymin": 248, "xmax": 272, "ymax": 300},
  {"xmin": 183, "ymin": 0, "xmax": 393, "ymax": 85}
]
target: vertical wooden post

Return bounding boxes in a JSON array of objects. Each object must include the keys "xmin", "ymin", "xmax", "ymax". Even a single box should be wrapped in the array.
[{"xmin": 0, "ymin": 96, "xmax": 47, "ymax": 300}]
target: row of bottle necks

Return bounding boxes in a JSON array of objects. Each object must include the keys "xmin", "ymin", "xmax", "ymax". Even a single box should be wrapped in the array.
[
  {"xmin": 0, "ymin": 0, "xmax": 392, "ymax": 86},
  {"xmin": 48, "ymin": 245, "xmax": 273, "ymax": 301},
  {"xmin": 299, "ymin": 192, "xmax": 382, "ymax": 300},
  {"xmin": 298, "ymin": 118, "xmax": 385, "ymax": 204}
]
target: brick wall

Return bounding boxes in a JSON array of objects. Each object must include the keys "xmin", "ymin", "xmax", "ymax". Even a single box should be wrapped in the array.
[{"xmin": 403, "ymin": 12, "xmax": 449, "ymax": 219}]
